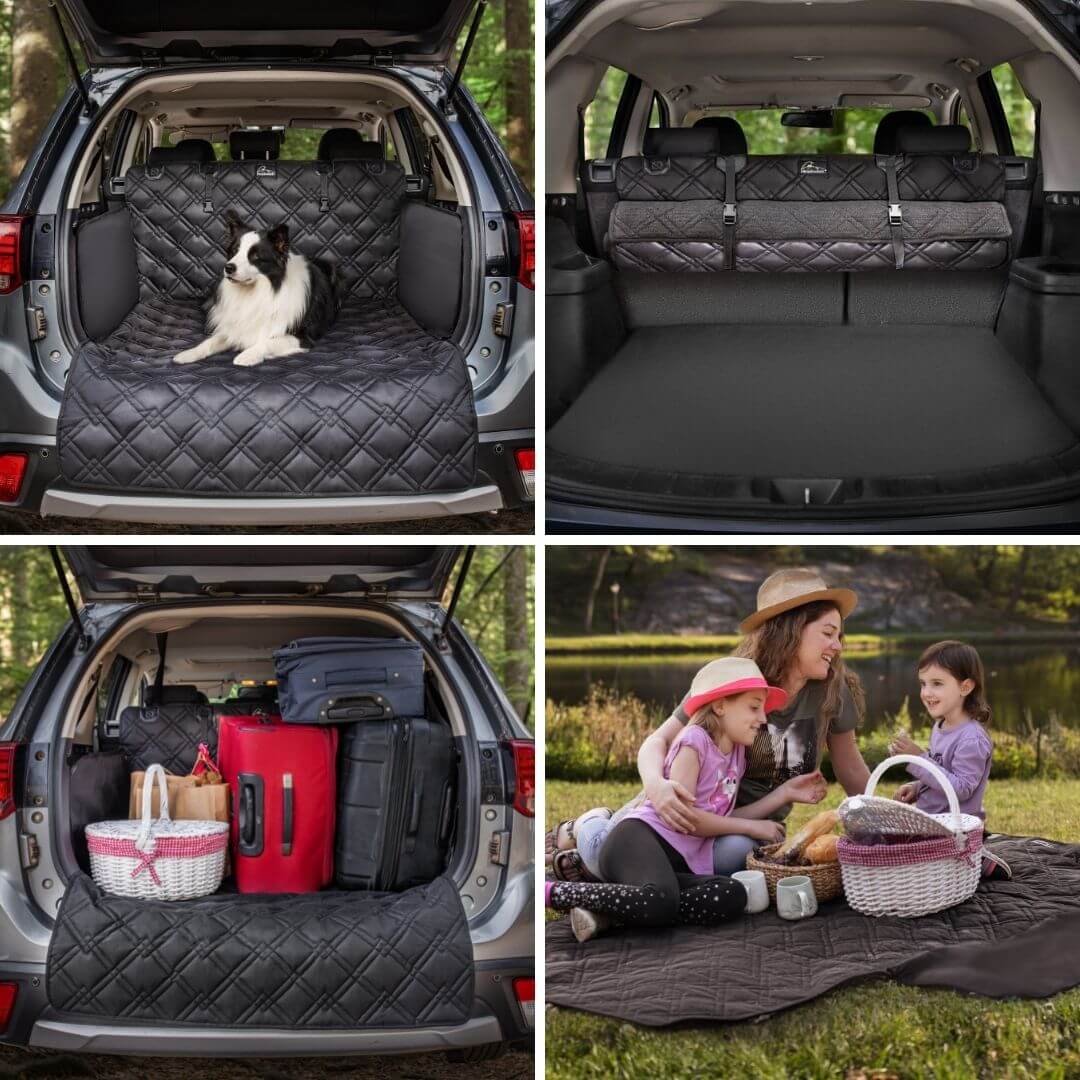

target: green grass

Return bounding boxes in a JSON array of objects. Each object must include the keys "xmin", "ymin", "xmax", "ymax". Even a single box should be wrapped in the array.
[
  {"xmin": 545, "ymin": 779, "xmax": 1080, "ymax": 1080},
  {"xmin": 546, "ymin": 630, "xmax": 1080, "ymax": 656}
]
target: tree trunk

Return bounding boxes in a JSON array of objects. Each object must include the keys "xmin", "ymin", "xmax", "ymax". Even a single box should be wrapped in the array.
[
  {"xmin": 9, "ymin": 554, "xmax": 32, "ymax": 666},
  {"xmin": 1006, "ymin": 547, "xmax": 1033, "ymax": 617},
  {"xmin": 502, "ymin": 547, "xmax": 530, "ymax": 721},
  {"xmin": 503, "ymin": 0, "xmax": 532, "ymax": 188},
  {"xmin": 10, "ymin": 0, "xmax": 62, "ymax": 182},
  {"xmin": 584, "ymin": 547, "xmax": 611, "ymax": 633}
]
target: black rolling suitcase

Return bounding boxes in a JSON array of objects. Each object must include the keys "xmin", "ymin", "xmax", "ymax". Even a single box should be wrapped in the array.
[
  {"xmin": 336, "ymin": 717, "xmax": 457, "ymax": 891},
  {"xmin": 273, "ymin": 637, "xmax": 425, "ymax": 724}
]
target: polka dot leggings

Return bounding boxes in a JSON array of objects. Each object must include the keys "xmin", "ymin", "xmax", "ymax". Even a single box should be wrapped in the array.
[{"xmin": 548, "ymin": 818, "xmax": 747, "ymax": 928}]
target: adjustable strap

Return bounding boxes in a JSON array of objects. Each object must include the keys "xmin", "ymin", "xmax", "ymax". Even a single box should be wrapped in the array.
[
  {"xmin": 201, "ymin": 165, "xmax": 216, "ymax": 214},
  {"xmin": 721, "ymin": 155, "xmax": 738, "ymax": 270},
  {"xmin": 884, "ymin": 155, "xmax": 905, "ymax": 270},
  {"xmin": 319, "ymin": 163, "xmax": 332, "ymax": 213},
  {"xmin": 151, "ymin": 632, "xmax": 167, "ymax": 705}
]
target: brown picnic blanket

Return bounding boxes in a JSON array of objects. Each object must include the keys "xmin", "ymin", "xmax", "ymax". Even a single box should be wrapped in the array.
[{"xmin": 546, "ymin": 835, "xmax": 1080, "ymax": 1025}]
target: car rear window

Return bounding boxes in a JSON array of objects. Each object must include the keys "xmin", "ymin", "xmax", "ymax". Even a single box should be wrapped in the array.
[
  {"xmin": 693, "ymin": 108, "xmax": 938, "ymax": 154},
  {"xmin": 160, "ymin": 127, "xmax": 398, "ymax": 161}
]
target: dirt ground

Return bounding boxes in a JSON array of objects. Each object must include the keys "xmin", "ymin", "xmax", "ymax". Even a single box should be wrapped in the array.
[
  {"xmin": 0, "ymin": 1045, "xmax": 532, "ymax": 1079},
  {"xmin": 0, "ymin": 510, "xmax": 533, "ymax": 536}
]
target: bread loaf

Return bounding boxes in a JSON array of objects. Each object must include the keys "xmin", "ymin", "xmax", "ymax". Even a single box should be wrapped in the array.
[
  {"xmin": 776, "ymin": 809, "xmax": 839, "ymax": 865},
  {"xmin": 804, "ymin": 834, "xmax": 840, "ymax": 865}
]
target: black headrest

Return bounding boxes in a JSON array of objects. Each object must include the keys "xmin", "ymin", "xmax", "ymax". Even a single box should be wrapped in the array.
[
  {"xmin": 237, "ymin": 685, "xmax": 278, "ymax": 701},
  {"xmin": 148, "ymin": 139, "xmax": 216, "ymax": 165},
  {"xmin": 692, "ymin": 116, "xmax": 748, "ymax": 156},
  {"xmin": 317, "ymin": 128, "xmax": 384, "ymax": 162},
  {"xmin": 148, "ymin": 685, "xmax": 209, "ymax": 706},
  {"xmin": 873, "ymin": 111, "xmax": 933, "ymax": 155},
  {"xmin": 642, "ymin": 127, "xmax": 721, "ymax": 157},
  {"xmin": 896, "ymin": 124, "xmax": 972, "ymax": 154},
  {"xmin": 229, "ymin": 130, "xmax": 283, "ymax": 161}
]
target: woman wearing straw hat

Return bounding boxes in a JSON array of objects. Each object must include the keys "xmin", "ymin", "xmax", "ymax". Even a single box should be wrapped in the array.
[{"xmin": 549, "ymin": 568, "xmax": 873, "ymax": 883}]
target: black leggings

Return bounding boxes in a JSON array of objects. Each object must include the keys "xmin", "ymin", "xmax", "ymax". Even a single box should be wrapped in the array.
[{"xmin": 548, "ymin": 818, "xmax": 747, "ymax": 928}]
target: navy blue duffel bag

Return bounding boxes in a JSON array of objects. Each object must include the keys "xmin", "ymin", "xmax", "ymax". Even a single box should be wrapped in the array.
[{"xmin": 273, "ymin": 637, "xmax": 425, "ymax": 724}]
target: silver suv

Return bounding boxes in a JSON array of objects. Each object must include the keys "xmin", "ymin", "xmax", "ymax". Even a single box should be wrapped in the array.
[{"xmin": 0, "ymin": 546, "xmax": 534, "ymax": 1059}]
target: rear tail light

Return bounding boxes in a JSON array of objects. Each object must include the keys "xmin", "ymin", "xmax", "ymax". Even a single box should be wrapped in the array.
[
  {"xmin": 0, "ymin": 982, "xmax": 17, "ymax": 1030},
  {"xmin": 0, "ymin": 743, "xmax": 18, "ymax": 820},
  {"xmin": 512, "ymin": 212, "xmax": 534, "ymax": 290},
  {"xmin": 0, "ymin": 216, "xmax": 28, "ymax": 294},
  {"xmin": 513, "ymin": 977, "xmax": 534, "ymax": 1028},
  {"xmin": 0, "ymin": 454, "xmax": 28, "ymax": 503},
  {"xmin": 514, "ymin": 447, "xmax": 535, "ymax": 499},
  {"xmin": 506, "ymin": 738, "xmax": 534, "ymax": 817}
]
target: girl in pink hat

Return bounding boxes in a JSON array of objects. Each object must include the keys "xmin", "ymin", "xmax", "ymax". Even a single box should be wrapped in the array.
[{"xmin": 545, "ymin": 657, "xmax": 828, "ymax": 941}]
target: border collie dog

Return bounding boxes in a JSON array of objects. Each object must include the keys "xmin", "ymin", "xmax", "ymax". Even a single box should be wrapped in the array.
[{"xmin": 174, "ymin": 210, "xmax": 342, "ymax": 367}]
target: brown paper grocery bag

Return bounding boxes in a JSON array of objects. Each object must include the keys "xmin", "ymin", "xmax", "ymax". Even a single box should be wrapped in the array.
[{"xmin": 129, "ymin": 770, "xmax": 229, "ymax": 824}]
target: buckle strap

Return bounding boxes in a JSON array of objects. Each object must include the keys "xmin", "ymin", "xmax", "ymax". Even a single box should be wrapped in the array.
[
  {"xmin": 720, "ymin": 155, "xmax": 739, "ymax": 270},
  {"xmin": 201, "ymin": 165, "xmax": 216, "ymax": 214},
  {"xmin": 883, "ymin": 156, "xmax": 904, "ymax": 270},
  {"xmin": 318, "ymin": 164, "xmax": 331, "ymax": 213}
]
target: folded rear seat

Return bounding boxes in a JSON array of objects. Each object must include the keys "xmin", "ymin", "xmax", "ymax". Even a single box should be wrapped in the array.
[
  {"xmin": 608, "ymin": 124, "xmax": 1011, "ymax": 273},
  {"xmin": 57, "ymin": 137, "xmax": 477, "ymax": 499}
]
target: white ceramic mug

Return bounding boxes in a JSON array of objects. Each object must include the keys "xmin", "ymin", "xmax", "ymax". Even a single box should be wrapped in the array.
[
  {"xmin": 732, "ymin": 870, "xmax": 769, "ymax": 914},
  {"xmin": 776, "ymin": 875, "xmax": 818, "ymax": 920}
]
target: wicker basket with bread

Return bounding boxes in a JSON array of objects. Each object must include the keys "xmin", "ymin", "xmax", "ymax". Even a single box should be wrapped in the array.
[{"xmin": 745, "ymin": 808, "xmax": 845, "ymax": 903}]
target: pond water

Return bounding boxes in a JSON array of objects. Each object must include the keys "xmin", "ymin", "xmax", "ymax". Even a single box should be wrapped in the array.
[{"xmin": 547, "ymin": 644, "xmax": 1080, "ymax": 733}]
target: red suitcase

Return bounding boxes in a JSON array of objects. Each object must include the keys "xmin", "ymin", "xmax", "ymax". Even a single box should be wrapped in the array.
[{"xmin": 218, "ymin": 713, "xmax": 338, "ymax": 894}]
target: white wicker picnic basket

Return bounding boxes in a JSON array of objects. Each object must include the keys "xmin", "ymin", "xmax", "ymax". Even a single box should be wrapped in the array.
[
  {"xmin": 836, "ymin": 754, "xmax": 985, "ymax": 918},
  {"xmin": 85, "ymin": 763, "xmax": 228, "ymax": 901}
]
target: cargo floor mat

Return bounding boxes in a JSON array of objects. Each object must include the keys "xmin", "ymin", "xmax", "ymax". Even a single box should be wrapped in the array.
[
  {"xmin": 548, "ymin": 325, "xmax": 1076, "ymax": 490},
  {"xmin": 546, "ymin": 836, "xmax": 1080, "ymax": 1025},
  {"xmin": 47, "ymin": 874, "xmax": 474, "ymax": 1028},
  {"xmin": 57, "ymin": 296, "xmax": 477, "ymax": 498}
]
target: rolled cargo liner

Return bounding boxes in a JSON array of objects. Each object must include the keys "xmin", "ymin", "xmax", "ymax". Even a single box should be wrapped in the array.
[
  {"xmin": 57, "ymin": 159, "xmax": 477, "ymax": 498},
  {"xmin": 46, "ymin": 873, "xmax": 474, "ymax": 1029}
]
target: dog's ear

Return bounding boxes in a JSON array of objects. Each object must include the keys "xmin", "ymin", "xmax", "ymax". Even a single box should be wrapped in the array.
[
  {"xmin": 224, "ymin": 210, "xmax": 248, "ymax": 248},
  {"xmin": 268, "ymin": 223, "xmax": 290, "ymax": 256}
]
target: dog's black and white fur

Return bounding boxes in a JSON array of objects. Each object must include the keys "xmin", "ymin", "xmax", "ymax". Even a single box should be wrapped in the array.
[{"xmin": 174, "ymin": 210, "xmax": 342, "ymax": 367}]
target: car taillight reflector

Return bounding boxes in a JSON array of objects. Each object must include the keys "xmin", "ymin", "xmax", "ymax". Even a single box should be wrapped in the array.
[
  {"xmin": 0, "ymin": 454, "xmax": 28, "ymax": 503},
  {"xmin": 514, "ymin": 447, "xmax": 535, "ymax": 499},
  {"xmin": 513, "ymin": 977, "xmax": 535, "ymax": 1028},
  {"xmin": 507, "ymin": 738, "xmax": 534, "ymax": 817},
  {"xmin": 0, "ymin": 983, "xmax": 17, "ymax": 1029},
  {"xmin": 513, "ymin": 212, "xmax": 534, "ymax": 290},
  {"xmin": 0, "ymin": 743, "xmax": 17, "ymax": 820},
  {"xmin": 0, "ymin": 217, "xmax": 27, "ymax": 294}
]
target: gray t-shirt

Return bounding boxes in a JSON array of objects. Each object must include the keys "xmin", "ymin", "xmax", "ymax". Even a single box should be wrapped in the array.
[{"xmin": 673, "ymin": 679, "xmax": 859, "ymax": 821}]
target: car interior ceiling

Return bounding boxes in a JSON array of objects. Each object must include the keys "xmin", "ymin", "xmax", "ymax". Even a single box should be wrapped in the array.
[{"xmin": 546, "ymin": 0, "xmax": 1080, "ymax": 513}]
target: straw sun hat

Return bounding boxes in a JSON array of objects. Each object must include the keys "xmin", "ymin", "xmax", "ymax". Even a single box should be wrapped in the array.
[
  {"xmin": 739, "ymin": 568, "xmax": 858, "ymax": 635},
  {"xmin": 683, "ymin": 657, "xmax": 789, "ymax": 716}
]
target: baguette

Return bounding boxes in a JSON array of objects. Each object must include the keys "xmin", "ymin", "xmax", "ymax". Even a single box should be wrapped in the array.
[{"xmin": 775, "ymin": 809, "xmax": 839, "ymax": 865}]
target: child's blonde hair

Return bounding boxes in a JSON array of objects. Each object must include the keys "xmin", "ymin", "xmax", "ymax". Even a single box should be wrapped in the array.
[{"xmin": 688, "ymin": 694, "xmax": 752, "ymax": 741}]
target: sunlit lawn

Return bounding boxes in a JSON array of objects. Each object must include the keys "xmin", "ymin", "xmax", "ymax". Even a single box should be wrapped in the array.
[{"xmin": 545, "ymin": 779, "xmax": 1080, "ymax": 1080}]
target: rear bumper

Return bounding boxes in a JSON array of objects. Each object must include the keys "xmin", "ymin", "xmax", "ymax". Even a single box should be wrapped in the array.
[
  {"xmin": 40, "ymin": 484, "xmax": 504, "ymax": 524},
  {"xmin": 29, "ymin": 1013, "xmax": 504, "ymax": 1056}
]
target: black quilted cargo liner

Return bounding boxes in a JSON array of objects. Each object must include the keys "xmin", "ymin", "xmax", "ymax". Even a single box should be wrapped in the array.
[
  {"xmin": 56, "ymin": 159, "xmax": 478, "ymax": 498},
  {"xmin": 47, "ymin": 873, "xmax": 475, "ymax": 1029}
]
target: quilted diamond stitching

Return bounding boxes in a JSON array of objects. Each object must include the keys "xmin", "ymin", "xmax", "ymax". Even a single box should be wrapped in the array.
[
  {"xmin": 47, "ymin": 874, "xmax": 475, "ymax": 1029},
  {"xmin": 735, "ymin": 238, "xmax": 1008, "ymax": 272},
  {"xmin": 118, "ymin": 704, "xmax": 218, "ymax": 775}
]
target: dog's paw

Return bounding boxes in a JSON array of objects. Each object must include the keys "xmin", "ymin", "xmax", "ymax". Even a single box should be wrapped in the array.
[
  {"xmin": 233, "ymin": 349, "xmax": 264, "ymax": 367},
  {"xmin": 173, "ymin": 349, "xmax": 202, "ymax": 365}
]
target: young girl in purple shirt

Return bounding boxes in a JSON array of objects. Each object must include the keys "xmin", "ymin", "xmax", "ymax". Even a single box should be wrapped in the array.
[{"xmin": 546, "ymin": 657, "xmax": 828, "ymax": 941}]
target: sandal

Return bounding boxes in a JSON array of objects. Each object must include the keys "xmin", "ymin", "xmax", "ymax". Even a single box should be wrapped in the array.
[
  {"xmin": 550, "ymin": 849, "xmax": 597, "ymax": 883},
  {"xmin": 544, "ymin": 819, "xmax": 577, "ymax": 858}
]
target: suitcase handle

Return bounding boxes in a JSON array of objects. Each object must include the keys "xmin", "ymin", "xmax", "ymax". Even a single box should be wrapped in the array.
[
  {"xmin": 237, "ymin": 773, "xmax": 264, "ymax": 857},
  {"xmin": 321, "ymin": 693, "xmax": 392, "ymax": 722},
  {"xmin": 282, "ymin": 773, "xmax": 294, "ymax": 856},
  {"xmin": 407, "ymin": 786, "xmax": 423, "ymax": 836}
]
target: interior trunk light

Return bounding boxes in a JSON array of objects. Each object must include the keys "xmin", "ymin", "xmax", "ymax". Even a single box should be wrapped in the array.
[
  {"xmin": 514, "ymin": 447, "xmax": 535, "ymax": 498},
  {"xmin": 513, "ymin": 977, "xmax": 535, "ymax": 1028},
  {"xmin": 513, "ymin": 212, "xmax": 535, "ymax": 289},
  {"xmin": 506, "ymin": 739, "xmax": 534, "ymax": 817},
  {"xmin": 0, "ymin": 982, "xmax": 17, "ymax": 1030},
  {"xmin": 0, "ymin": 217, "xmax": 27, "ymax": 294},
  {"xmin": 0, "ymin": 743, "xmax": 18, "ymax": 820},
  {"xmin": 0, "ymin": 454, "xmax": 28, "ymax": 503}
]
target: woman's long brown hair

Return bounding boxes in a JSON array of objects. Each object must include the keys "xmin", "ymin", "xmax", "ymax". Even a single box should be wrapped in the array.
[{"xmin": 732, "ymin": 599, "xmax": 865, "ymax": 727}]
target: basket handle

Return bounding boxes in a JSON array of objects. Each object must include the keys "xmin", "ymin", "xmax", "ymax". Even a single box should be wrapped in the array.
[
  {"xmin": 135, "ymin": 763, "xmax": 171, "ymax": 852},
  {"xmin": 864, "ymin": 753, "xmax": 963, "ymax": 839}
]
